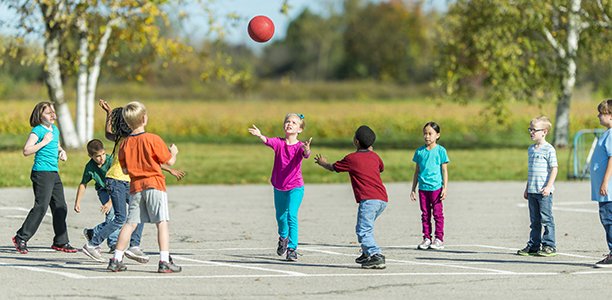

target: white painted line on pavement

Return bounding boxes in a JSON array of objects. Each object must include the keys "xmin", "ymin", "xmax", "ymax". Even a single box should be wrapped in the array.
[
  {"xmin": 172, "ymin": 255, "xmax": 307, "ymax": 276},
  {"xmin": 0, "ymin": 206, "xmax": 52, "ymax": 217},
  {"xmin": 0, "ymin": 261, "xmax": 86, "ymax": 279},
  {"xmin": 454, "ymin": 244, "xmax": 600, "ymax": 259}
]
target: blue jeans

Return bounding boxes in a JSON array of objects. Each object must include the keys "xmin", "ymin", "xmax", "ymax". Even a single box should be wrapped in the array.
[
  {"xmin": 527, "ymin": 193, "xmax": 556, "ymax": 249},
  {"xmin": 356, "ymin": 199, "xmax": 387, "ymax": 256},
  {"xmin": 274, "ymin": 186, "xmax": 304, "ymax": 250},
  {"xmin": 599, "ymin": 201, "xmax": 612, "ymax": 254},
  {"xmin": 91, "ymin": 188, "xmax": 117, "ymax": 248},
  {"xmin": 90, "ymin": 179, "xmax": 143, "ymax": 247}
]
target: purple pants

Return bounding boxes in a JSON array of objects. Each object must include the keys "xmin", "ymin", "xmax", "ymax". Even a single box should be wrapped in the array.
[{"xmin": 419, "ymin": 188, "xmax": 444, "ymax": 241}]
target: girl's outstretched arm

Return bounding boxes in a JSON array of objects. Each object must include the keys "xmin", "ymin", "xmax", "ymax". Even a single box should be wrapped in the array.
[
  {"xmin": 248, "ymin": 124, "xmax": 267, "ymax": 143},
  {"xmin": 99, "ymin": 99, "xmax": 117, "ymax": 141},
  {"xmin": 302, "ymin": 137, "xmax": 312, "ymax": 158}
]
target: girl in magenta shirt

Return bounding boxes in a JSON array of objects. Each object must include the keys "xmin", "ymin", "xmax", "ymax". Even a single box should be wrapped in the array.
[{"xmin": 248, "ymin": 113, "xmax": 311, "ymax": 261}]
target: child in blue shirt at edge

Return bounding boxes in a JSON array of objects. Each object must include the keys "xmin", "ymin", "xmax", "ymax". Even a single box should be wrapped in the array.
[
  {"xmin": 590, "ymin": 99, "xmax": 612, "ymax": 268},
  {"xmin": 73, "ymin": 139, "xmax": 117, "ymax": 258},
  {"xmin": 517, "ymin": 116, "xmax": 558, "ymax": 257},
  {"xmin": 314, "ymin": 125, "xmax": 388, "ymax": 269},
  {"xmin": 411, "ymin": 121, "xmax": 449, "ymax": 250},
  {"xmin": 12, "ymin": 101, "xmax": 77, "ymax": 254}
]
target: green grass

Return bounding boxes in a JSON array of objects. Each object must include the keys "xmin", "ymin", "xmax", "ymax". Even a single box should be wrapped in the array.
[{"xmin": 0, "ymin": 143, "xmax": 572, "ymax": 187}]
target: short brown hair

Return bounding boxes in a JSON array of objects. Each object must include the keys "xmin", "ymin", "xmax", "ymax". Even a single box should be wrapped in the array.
[
  {"xmin": 122, "ymin": 101, "xmax": 147, "ymax": 130},
  {"xmin": 29, "ymin": 102, "xmax": 54, "ymax": 127},
  {"xmin": 86, "ymin": 139, "xmax": 104, "ymax": 156},
  {"xmin": 598, "ymin": 99, "xmax": 612, "ymax": 115}
]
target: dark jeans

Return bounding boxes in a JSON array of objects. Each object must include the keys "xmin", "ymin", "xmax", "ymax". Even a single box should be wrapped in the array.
[
  {"xmin": 16, "ymin": 171, "xmax": 69, "ymax": 244},
  {"xmin": 90, "ymin": 178, "xmax": 143, "ymax": 247}
]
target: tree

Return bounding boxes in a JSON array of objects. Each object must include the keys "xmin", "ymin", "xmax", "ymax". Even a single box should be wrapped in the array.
[
  {"xmin": 437, "ymin": 0, "xmax": 611, "ymax": 147},
  {"xmin": 1, "ymin": 0, "xmax": 191, "ymax": 148}
]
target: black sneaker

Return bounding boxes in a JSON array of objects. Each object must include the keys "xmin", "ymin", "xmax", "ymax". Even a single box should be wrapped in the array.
[
  {"xmin": 82, "ymin": 228, "xmax": 93, "ymax": 243},
  {"xmin": 361, "ymin": 253, "xmax": 386, "ymax": 269},
  {"xmin": 276, "ymin": 237, "xmax": 288, "ymax": 256},
  {"xmin": 286, "ymin": 248, "xmax": 298, "ymax": 261},
  {"xmin": 595, "ymin": 254, "xmax": 612, "ymax": 268},
  {"xmin": 107, "ymin": 258, "xmax": 127, "ymax": 272},
  {"xmin": 355, "ymin": 253, "xmax": 369, "ymax": 264},
  {"xmin": 12, "ymin": 236, "xmax": 28, "ymax": 254},
  {"xmin": 517, "ymin": 246, "xmax": 539, "ymax": 256},
  {"xmin": 51, "ymin": 243, "xmax": 78, "ymax": 253},
  {"xmin": 158, "ymin": 256, "xmax": 182, "ymax": 273}
]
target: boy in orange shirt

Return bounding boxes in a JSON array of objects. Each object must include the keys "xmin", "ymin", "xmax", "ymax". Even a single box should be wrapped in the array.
[{"xmin": 106, "ymin": 101, "xmax": 181, "ymax": 273}]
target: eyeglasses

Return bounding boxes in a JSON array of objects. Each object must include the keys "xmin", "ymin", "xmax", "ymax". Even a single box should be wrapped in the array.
[{"xmin": 528, "ymin": 128, "xmax": 545, "ymax": 133}]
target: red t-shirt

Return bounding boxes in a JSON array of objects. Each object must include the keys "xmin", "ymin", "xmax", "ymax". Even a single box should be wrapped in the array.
[
  {"xmin": 333, "ymin": 150, "xmax": 388, "ymax": 203},
  {"xmin": 118, "ymin": 132, "xmax": 172, "ymax": 193}
]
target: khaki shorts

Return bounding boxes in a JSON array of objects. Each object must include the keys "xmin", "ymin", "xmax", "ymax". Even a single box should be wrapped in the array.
[{"xmin": 126, "ymin": 189, "xmax": 170, "ymax": 224}]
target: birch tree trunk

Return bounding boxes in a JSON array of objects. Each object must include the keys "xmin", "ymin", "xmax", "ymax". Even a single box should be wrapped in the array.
[
  {"xmin": 41, "ymin": 2, "xmax": 80, "ymax": 149},
  {"xmin": 553, "ymin": 0, "xmax": 581, "ymax": 148},
  {"xmin": 76, "ymin": 15, "xmax": 89, "ymax": 145}
]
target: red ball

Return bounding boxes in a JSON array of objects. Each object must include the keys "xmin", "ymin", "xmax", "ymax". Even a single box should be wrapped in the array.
[{"xmin": 248, "ymin": 15, "xmax": 275, "ymax": 43}]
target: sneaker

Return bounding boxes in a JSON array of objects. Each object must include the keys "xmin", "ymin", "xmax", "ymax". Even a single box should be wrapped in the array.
[
  {"xmin": 158, "ymin": 256, "xmax": 182, "ymax": 273},
  {"xmin": 12, "ymin": 236, "xmax": 28, "ymax": 254},
  {"xmin": 361, "ymin": 253, "xmax": 386, "ymax": 269},
  {"xmin": 517, "ymin": 245, "xmax": 539, "ymax": 256},
  {"xmin": 417, "ymin": 238, "xmax": 432, "ymax": 250},
  {"xmin": 276, "ymin": 237, "xmax": 288, "ymax": 256},
  {"xmin": 51, "ymin": 243, "xmax": 78, "ymax": 253},
  {"xmin": 286, "ymin": 248, "xmax": 298, "ymax": 261},
  {"xmin": 429, "ymin": 238, "xmax": 444, "ymax": 250},
  {"xmin": 594, "ymin": 254, "xmax": 612, "ymax": 268},
  {"xmin": 125, "ymin": 246, "xmax": 150, "ymax": 264},
  {"xmin": 107, "ymin": 258, "xmax": 127, "ymax": 272},
  {"xmin": 355, "ymin": 253, "xmax": 369, "ymax": 264},
  {"xmin": 537, "ymin": 245, "xmax": 557, "ymax": 257},
  {"xmin": 82, "ymin": 228, "xmax": 93, "ymax": 243},
  {"xmin": 82, "ymin": 244, "xmax": 105, "ymax": 262}
]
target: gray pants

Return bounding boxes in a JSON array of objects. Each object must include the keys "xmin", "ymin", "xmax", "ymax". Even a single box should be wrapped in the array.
[{"xmin": 16, "ymin": 171, "xmax": 69, "ymax": 245}]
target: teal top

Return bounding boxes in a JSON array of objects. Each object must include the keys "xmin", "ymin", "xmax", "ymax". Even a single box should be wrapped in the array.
[
  {"xmin": 31, "ymin": 124, "xmax": 60, "ymax": 172},
  {"xmin": 412, "ymin": 144, "xmax": 450, "ymax": 191},
  {"xmin": 80, "ymin": 154, "xmax": 113, "ymax": 190}
]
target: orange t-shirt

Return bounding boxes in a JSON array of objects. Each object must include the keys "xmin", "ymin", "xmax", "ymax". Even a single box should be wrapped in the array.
[{"xmin": 118, "ymin": 132, "xmax": 172, "ymax": 193}]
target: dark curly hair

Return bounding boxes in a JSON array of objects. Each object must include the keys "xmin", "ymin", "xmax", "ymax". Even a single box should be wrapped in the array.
[{"xmin": 109, "ymin": 107, "xmax": 132, "ymax": 157}]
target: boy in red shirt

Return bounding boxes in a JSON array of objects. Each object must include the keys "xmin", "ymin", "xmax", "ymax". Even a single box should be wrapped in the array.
[
  {"xmin": 314, "ymin": 125, "xmax": 388, "ymax": 269},
  {"xmin": 107, "ymin": 101, "xmax": 181, "ymax": 273}
]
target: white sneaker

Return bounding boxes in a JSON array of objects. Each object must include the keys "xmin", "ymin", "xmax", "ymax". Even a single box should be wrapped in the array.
[
  {"xmin": 125, "ymin": 246, "xmax": 150, "ymax": 264},
  {"xmin": 429, "ymin": 238, "xmax": 444, "ymax": 250},
  {"xmin": 82, "ymin": 244, "xmax": 105, "ymax": 262},
  {"xmin": 417, "ymin": 238, "xmax": 432, "ymax": 250}
]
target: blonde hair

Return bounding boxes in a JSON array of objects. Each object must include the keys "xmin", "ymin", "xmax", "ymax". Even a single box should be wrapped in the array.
[
  {"xmin": 29, "ymin": 101, "xmax": 54, "ymax": 127},
  {"xmin": 122, "ymin": 101, "xmax": 147, "ymax": 130},
  {"xmin": 598, "ymin": 99, "xmax": 612, "ymax": 114},
  {"xmin": 284, "ymin": 113, "xmax": 306, "ymax": 129},
  {"xmin": 531, "ymin": 116, "xmax": 552, "ymax": 131}
]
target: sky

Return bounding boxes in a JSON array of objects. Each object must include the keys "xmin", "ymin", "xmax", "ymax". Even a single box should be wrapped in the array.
[{"xmin": 0, "ymin": 0, "xmax": 446, "ymax": 49}]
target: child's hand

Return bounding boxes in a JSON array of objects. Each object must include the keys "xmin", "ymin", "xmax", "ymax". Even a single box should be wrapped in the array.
[
  {"xmin": 541, "ymin": 186, "xmax": 552, "ymax": 197},
  {"xmin": 302, "ymin": 137, "xmax": 312, "ymax": 153},
  {"xmin": 100, "ymin": 200, "xmax": 112, "ymax": 215},
  {"xmin": 440, "ymin": 187, "xmax": 447, "ymax": 200},
  {"xmin": 410, "ymin": 190, "xmax": 417, "ymax": 202},
  {"xmin": 248, "ymin": 125, "xmax": 262, "ymax": 137},
  {"xmin": 314, "ymin": 153, "xmax": 327, "ymax": 165},
  {"xmin": 42, "ymin": 132, "xmax": 53, "ymax": 144},
  {"xmin": 58, "ymin": 149, "xmax": 67, "ymax": 161},
  {"xmin": 74, "ymin": 203, "xmax": 80, "ymax": 213},
  {"xmin": 523, "ymin": 190, "xmax": 528, "ymax": 200},
  {"xmin": 169, "ymin": 144, "xmax": 178, "ymax": 155},
  {"xmin": 600, "ymin": 182, "xmax": 608, "ymax": 196},
  {"xmin": 99, "ymin": 99, "xmax": 111, "ymax": 113},
  {"xmin": 169, "ymin": 168, "xmax": 186, "ymax": 181}
]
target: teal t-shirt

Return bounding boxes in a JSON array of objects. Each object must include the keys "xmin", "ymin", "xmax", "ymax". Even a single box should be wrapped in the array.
[
  {"xmin": 412, "ymin": 144, "xmax": 450, "ymax": 191},
  {"xmin": 31, "ymin": 124, "xmax": 60, "ymax": 172},
  {"xmin": 80, "ymin": 154, "xmax": 113, "ymax": 190}
]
